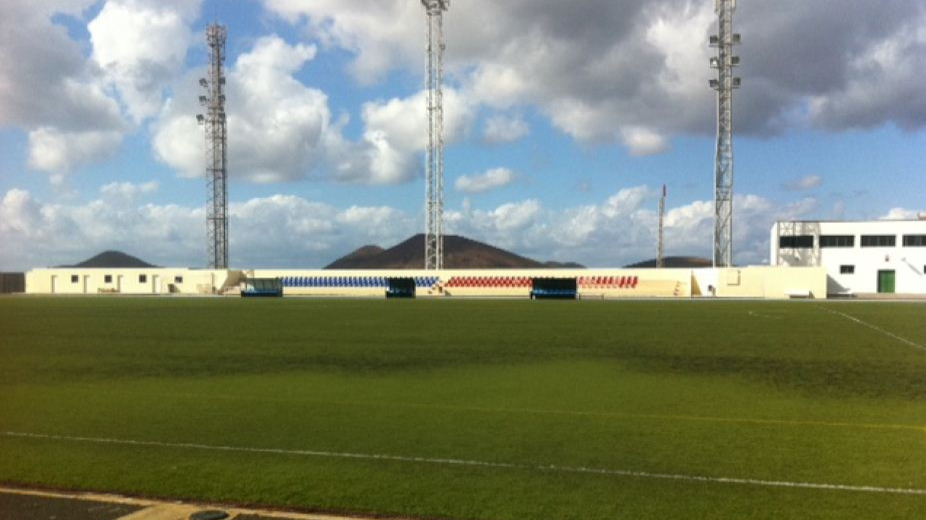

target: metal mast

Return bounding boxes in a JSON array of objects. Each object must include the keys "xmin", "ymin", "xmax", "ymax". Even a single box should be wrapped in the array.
[
  {"xmin": 422, "ymin": 0, "xmax": 449, "ymax": 270},
  {"xmin": 657, "ymin": 185, "xmax": 666, "ymax": 268},
  {"xmin": 198, "ymin": 24, "xmax": 229, "ymax": 269},
  {"xmin": 709, "ymin": 0, "xmax": 740, "ymax": 267}
]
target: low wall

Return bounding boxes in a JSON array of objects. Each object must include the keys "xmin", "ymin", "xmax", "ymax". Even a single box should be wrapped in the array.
[
  {"xmin": 692, "ymin": 266, "xmax": 827, "ymax": 299},
  {"xmin": 23, "ymin": 266, "xmax": 827, "ymax": 300}
]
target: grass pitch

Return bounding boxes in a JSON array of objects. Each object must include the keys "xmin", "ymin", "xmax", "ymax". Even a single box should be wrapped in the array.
[{"xmin": 1, "ymin": 297, "xmax": 925, "ymax": 519}]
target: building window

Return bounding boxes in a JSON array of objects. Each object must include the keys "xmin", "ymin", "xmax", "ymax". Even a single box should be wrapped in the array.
[
  {"xmin": 820, "ymin": 235, "xmax": 854, "ymax": 248},
  {"xmin": 840, "ymin": 265, "xmax": 855, "ymax": 274},
  {"xmin": 71, "ymin": 275, "xmax": 79, "ymax": 283},
  {"xmin": 860, "ymin": 235, "xmax": 896, "ymax": 247},
  {"xmin": 139, "ymin": 274, "xmax": 147, "ymax": 283},
  {"xmin": 104, "ymin": 274, "xmax": 113, "ymax": 283},
  {"xmin": 903, "ymin": 235, "xmax": 926, "ymax": 247},
  {"xmin": 779, "ymin": 235, "xmax": 814, "ymax": 248},
  {"xmin": 174, "ymin": 276, "xmax": 183, "ymax": 284}
]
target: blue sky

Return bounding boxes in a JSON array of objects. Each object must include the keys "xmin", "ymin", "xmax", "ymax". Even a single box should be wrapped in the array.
[{"xmin": 1, "ymin": 0, "xmax": 924, "ymax": 270}]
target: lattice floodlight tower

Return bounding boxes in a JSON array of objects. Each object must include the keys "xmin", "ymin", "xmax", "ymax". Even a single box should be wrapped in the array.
[
  {"xmin": 422, "ymin": 0, "xmax": 449, "ymax": 270},
  {"xmin": 709, "ymin": 0, "xmax": 741, "ymax": 267},
  {"xmin": 197, "ymin": 24, "xmax": 229, "ymax": 269}
]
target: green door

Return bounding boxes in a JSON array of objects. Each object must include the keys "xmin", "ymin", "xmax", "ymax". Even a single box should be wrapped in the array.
[{"xmin": 877, "ymin": 270, "xmax": 895, "ymax": 294}]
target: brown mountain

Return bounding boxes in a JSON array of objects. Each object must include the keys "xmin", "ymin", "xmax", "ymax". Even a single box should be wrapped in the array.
[
  {"xmin": 325, "ymin": 234, "xmax": 583, "ymax": 269},
  {"xmin": 64, "ymin": 251, "xmax": 156, "ymax": 269},
  {"xmin": 624, "ymin": 256, "xmax": 713, "ymax": 268}
]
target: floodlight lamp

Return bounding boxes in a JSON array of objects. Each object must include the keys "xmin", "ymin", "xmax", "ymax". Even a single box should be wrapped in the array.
[
  {"xmin": 199, "ymin": 95, "xmax": 208, "ymax": 103},
  {"xmin": 709, "ymin": 35, "xmax": 719, "ymax": 46},
  {"xmin": 732, "ymin": 33, "xmax": 741, "ymax": 44},
  {"xmin": 732, "ymin": 77, "xmax": 741, "ymax": 88},
  {"xmin": 709, "ymin": 79, "xmax": 720, "ymax": 89},
  {"xmin": 710, "ymin": 57, "xmax": 720, "ymax": 68},
  {"xmin": 731, "ymin": 56, "xmax": 740, "ymax": 66},
  {"xmin": 196, "ymin": 114, "xmax": 205, "ymax": 124},
  {"xmin": 199, "ymin": 78, "xmax": 208, "ymax": 87}
]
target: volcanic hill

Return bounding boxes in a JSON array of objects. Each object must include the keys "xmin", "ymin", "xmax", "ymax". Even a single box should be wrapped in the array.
[{"xmin": 326, "ymin": 234, "xmax": 583, "ymax": 269}]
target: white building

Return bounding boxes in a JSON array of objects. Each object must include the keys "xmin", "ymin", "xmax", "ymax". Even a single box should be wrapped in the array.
[
  {"xmin": 771, "ymin": 218, "xmax": 926, "ymax": 296},
  {"xmin": 25, "ymin": 268, "xmax": 242, "ymax": 295}
]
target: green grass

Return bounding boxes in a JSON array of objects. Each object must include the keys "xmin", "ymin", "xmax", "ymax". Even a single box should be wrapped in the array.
[{"xmin": 1, "ymin": 297, "xmax": 925, "ymax": 519}]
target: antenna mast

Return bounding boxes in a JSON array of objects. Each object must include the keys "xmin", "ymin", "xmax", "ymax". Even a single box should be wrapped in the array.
[
  {"xmin": 198, "ymin": 23, "xmax": 229, "ymax": 269},
  {"xmin": 422, "ymin": 0, "xmax": 449, "ymax": 270},
  {"xmin": 709, "ymin": 0, "xmax": 740, "ymax": 267},
  {"xmin": 657, "ymin": 185, "xmax": 666, "ymax": 268}
]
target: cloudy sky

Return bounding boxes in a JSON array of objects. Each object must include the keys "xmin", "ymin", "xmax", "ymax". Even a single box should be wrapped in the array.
[{"xmin": 1, "ymin": 0, "xmax": 924, "ymax": 270}]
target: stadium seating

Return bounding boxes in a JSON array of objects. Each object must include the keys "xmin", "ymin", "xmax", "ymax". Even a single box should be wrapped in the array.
[
  {"xmin": 577, "ymin": 275, "xmax": 639, "ymax": 290},
  {"xmin": 281, "ymin": 276, "xmax": 391, "ymax": 288},
  {"xmin": 444, "ymin": 276, "xmax": 532, "ymax": 288}
]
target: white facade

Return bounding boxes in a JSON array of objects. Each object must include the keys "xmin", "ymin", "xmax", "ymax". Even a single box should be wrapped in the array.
[
  {"xmin": 771, "ymin": 219, "xmax": 926, "ymax": 296},
  {"xmin": 25, "ymin": 268, "xmax": 242, "ymax": 295}
]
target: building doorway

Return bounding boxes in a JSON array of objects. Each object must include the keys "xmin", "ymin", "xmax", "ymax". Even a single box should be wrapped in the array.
[{"xmin": 877, "ymin": 270, "xmax": 895, "ymax": 294}]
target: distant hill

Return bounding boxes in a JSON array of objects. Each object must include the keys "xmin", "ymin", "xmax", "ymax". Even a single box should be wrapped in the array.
[
  {"xmin": 64, "ymin": 251, "xmax": 155, "ymax": 269},
  {"xmin": 624, "ymin": 256, "xmax": 713, "ymax": 268},
  {"xmin": 326, "ymin": 234, "xmax": 583, "ymax": 269}
]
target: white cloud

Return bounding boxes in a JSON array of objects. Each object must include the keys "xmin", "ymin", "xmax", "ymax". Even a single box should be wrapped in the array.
[
  {"xmin": 263, "ymin": 0, "xmax": 926, "ymax": 151},
  {"xmin": 88, "ymin": 0, "xmax": 202, "ymax": 122},
  {"xmin": 99, "ymin": 181, "xmax": 160, "ymax": 200},
  {"xmin": 27, "ymin": 127, "xmax": 124, "ymax": 179},
  {"xmin": 881, "ymin": 208, "xmax": 921, "ymax": 220},
  {"xmin": 0, "ymin": 1, "xmax": 132, "ymax": 181},
  {"xmin": 619, "ymin": 126, "xmax": 670, "ymax": 156},
  {"xmin": 0, "ymin": 189, "xmax": 43, "ymax": 237},
  {"xmin": 0, "ymin": 1, "xmax": 210, "ymax": 183},
  {"xmin": 154, "ymin": 34, "xmax": 475, "ymax": 185},
  {"xmin": 0, "ymin": 188, "xmax": 419, "ymax": 271},
  {"xmin": 154, "ymin": 35, "xmax": 338, "ymax": 183},
  {"xmin": 0, "ymin": 0, "xmax": 122, "ymax": 131},
  {"xmin": 455, "ymin": 167, "xmax": 517, "ymax": 194},
  {"xmin": 482, "ymin": 114, "xmax": 529, "ymax": 145},
  {"xmin": 1, "ymin": 184, "xmax": 837, "ymax": 271},
  {"xmin": 448, "ymin": 187, "xmax": 806, "ymax": 267},
  {"xmin": 783, "ymin": 175, "xmax": 824, "ymax": 191},
  {"xmin": 346, "ymin": 88, "xmax": 475, "ymax": 184},
  {"xmin": 807, "ymin": 20, "xmax": 926, "ymax": 130},
  {"xmin": 262, "ymin": 0, "xmax": 422, "ymax": 84}
]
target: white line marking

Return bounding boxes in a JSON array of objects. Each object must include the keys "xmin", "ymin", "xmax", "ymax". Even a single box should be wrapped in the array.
[
  {"xmin": 823, "ymin": 307, "xmax": 926, "ymax": 352},
  {"xmin": 747, "ymin": 310, "xmax": 782, "ymax": 320},
  {"xmin": 4, "ymin": 431, "xmax": 925, "ymax": 496},
  {"xmin": 131, "ymin": 390, "xmax": 924, "ymax": 432}
]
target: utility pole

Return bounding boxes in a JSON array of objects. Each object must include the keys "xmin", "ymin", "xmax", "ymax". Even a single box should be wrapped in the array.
[{"xmin": 657, "ymin": 185, "xmax": 666, "ymax": 268}]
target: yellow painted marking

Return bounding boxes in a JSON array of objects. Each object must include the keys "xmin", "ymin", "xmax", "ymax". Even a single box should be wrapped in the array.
[{"xmin": 0, "ymin": 485, "xmax": 378, "ymax": 520}]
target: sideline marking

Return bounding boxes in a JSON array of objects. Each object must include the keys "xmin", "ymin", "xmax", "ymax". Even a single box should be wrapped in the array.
[
  {"xmin": 822, "ymin": 307, "xmax": 926, "ymax": 353},
  {"xmin": 4, "ymin": 431, "xmax": 926, "ymax": 497},
  {"xmin": 139, "ymin": 390, "xmax": 924, "ymax": 433}
]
